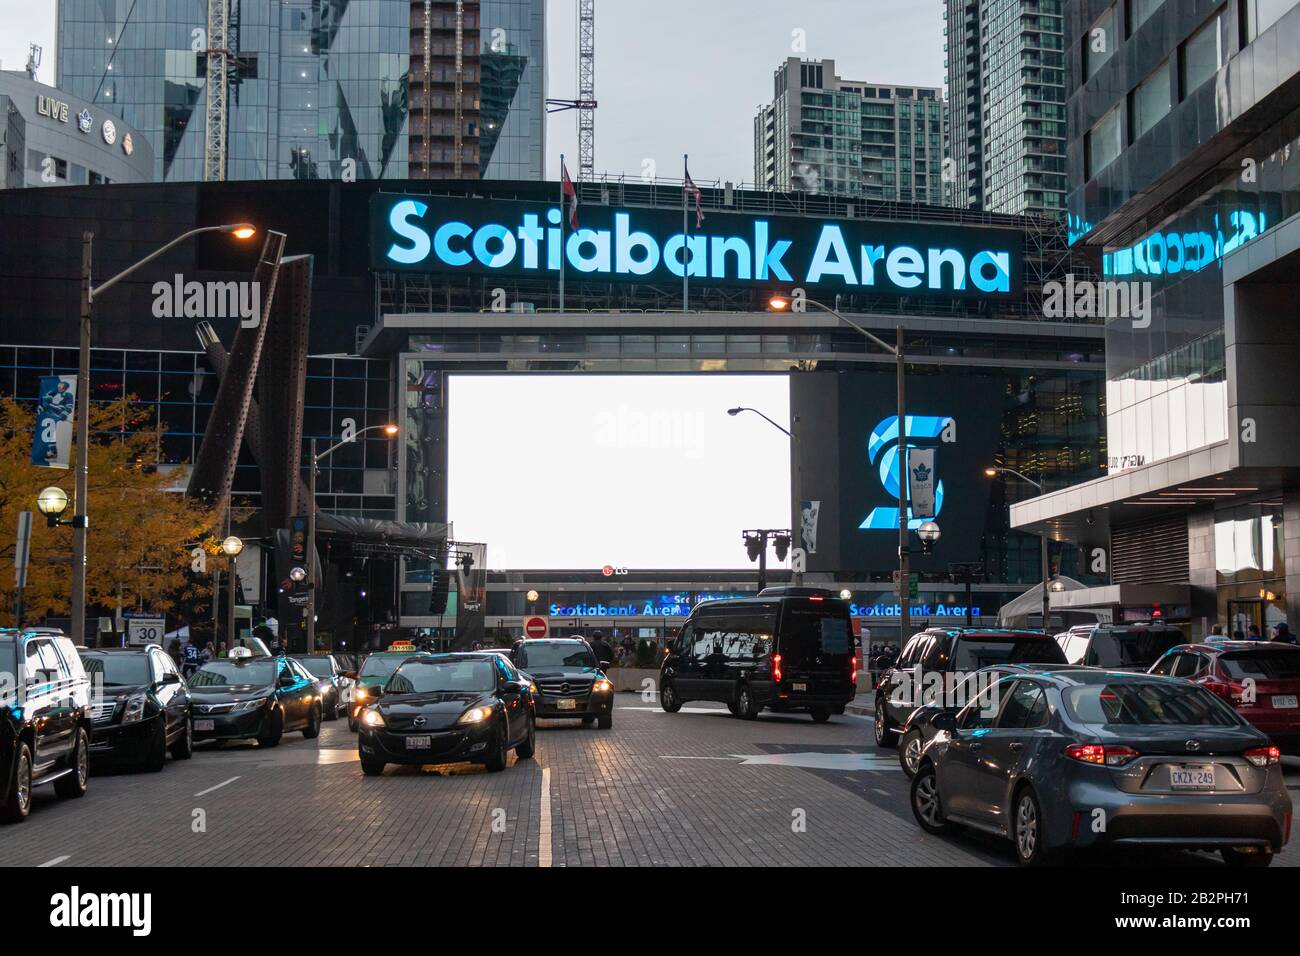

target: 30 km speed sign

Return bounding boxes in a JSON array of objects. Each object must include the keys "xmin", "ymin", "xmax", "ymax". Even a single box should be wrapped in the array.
[
  {"xmin": 127, "ymin": 617, "xmax": 166, "ymax": 646},
  {"xmin": 523, "ymin": 616, "xmax": 549, "ymax": 639}
]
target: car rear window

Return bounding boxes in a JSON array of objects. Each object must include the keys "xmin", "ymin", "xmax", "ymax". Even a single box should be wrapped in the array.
[
  {"xmin": 952, "ymin": 636, "xmax": 1067, "ymax": 670},
  {"xmin": 1087, "ymin": 628, "xmax": 1185, "ymax": 668},
  {"xmin": 1220, "ymin": 650, "xmax": 1300, "ymax": 681},
  {"xmin": 1065, "ymin": 682, "xmax": 1240, "ymax": 726},
  {"xmin": 778, "ymin": 601, "xmax": 852, "ymax": 663},
  {"xmin": 516, "ymin": 643, "xmax": 597, "ymax": 669},
  {"xmin": 298, "ymin": 657, "xmax": 335, "ymax": 677}
]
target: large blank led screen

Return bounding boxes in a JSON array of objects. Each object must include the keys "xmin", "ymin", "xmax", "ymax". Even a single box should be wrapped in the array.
[{"xmin": 448, "ymin": 375, "xmax": 791, "ymax": 569}]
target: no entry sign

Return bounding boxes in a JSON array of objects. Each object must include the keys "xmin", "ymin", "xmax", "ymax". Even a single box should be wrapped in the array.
[{"xmin": 524, "ymin": 616, "xmax": 549, "ymax": 639}]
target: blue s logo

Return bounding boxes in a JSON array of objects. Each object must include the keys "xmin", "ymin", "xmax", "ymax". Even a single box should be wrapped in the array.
[{"xmin": 861, "ymin": 415, "xmax": 953, "ymax": 531}]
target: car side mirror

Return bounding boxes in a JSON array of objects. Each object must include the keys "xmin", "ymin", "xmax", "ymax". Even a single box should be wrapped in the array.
[
  {"xmin": 161, "ymin": 672, "xmax": 181, "ymax": 684},
  {"xmin": 931, "ymin": 712, "xmax": 957, "ymax": 733}
]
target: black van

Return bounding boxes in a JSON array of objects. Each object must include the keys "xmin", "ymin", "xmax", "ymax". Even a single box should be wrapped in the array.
[{"xmin": 659, "ymin": 588, "xmax": 857, "ymax": 722}]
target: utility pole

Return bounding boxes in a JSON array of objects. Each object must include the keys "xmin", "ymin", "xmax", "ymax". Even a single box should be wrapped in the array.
[{"xmin": 896, "ymin": 326, "xmax": 911, "ymax": 643}]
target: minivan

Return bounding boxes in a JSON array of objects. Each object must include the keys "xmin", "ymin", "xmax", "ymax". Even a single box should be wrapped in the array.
[{"xmin": 659, "ymin": 588, "xmax": 857, "ymax": 722}]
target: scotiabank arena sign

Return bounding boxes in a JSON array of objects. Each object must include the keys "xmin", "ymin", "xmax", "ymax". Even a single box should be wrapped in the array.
[{"xmin": 370, "ymin": 194, "xmax": 1018, "ymax": 298}]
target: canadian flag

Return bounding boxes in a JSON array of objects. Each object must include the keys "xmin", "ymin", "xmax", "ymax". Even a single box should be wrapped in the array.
[{"xmin": 561, "ymin": 159, "xmax": 579, "ymax": 230}]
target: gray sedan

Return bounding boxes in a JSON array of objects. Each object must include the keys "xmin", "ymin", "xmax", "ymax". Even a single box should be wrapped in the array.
[{"xmin": 910, "ymin": 669, "xmax": 1292, "ymax": 866}]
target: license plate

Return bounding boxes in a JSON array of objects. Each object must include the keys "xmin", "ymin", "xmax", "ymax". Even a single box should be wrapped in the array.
[
  {"xmin": 1272, "ymin": 695, "xmax": 1298, "ymax": 709},
  {"xmin": 405, "ymin": 735, "xmax": 432, "ymax": 750},
  {"xmin": 193, "ymin": 719, "xmax": 214, "ymax": 732},
  {"xmin": 557, "ymin": 698, "xmax": 577, "ymax": 711},
  {"xmin": 1169, "ymin": 764, "xmax": 1216, "ymax": 790},
  {"xmin": 792, "ymin": 682, "xmax": 807, "ymax": 692}
]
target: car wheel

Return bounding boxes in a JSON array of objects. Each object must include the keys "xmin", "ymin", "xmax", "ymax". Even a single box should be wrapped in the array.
[
  {"xmin": 809, "ymin": 707, "xmax": 831, "ymax": 723},
  {"xmin": 348, "ymin": 715, "xmax": 359, "ymax": 732},
  {"xmin": 257, "ymin": 706, "xmax": 284, "ymax": 748},
  {"xmin": 170, "ymin": 718, "xmax": 193, "ymax": 760},
  {"xmin": 515, "ymin": 716, "xmax": 536, "ymax": 759},
  {"xmin": 910, "ymin": 763, "xmax": 957, "ymax": 835},
  {"xmin": 1, "ymin": 742, "xmax": 33, "ymax": 823},
  {"xmin": 734, "ymin": 684, "xmax": 759, "ymax": 720},
  {"xmin": 360, "ymin": 755, "xmax": 386, "ymax": 776},
  {"xmin": 659, "ymin": 680, "xmax": 682, "ymax": 713},
  {"xmin": 55, "ymin": 728, "xmax": 90, "ymax": 799},
  {"xmin": 597, "ymin": 713, "xmax": 612, "ymax": 729},
  {"xmin": 1013, "ymin": 787, "xmax": 1056, "ymax": 866},
  {"xmin": 303, "ymin": 704, "xmax": 321, "ymax": 739},
  {"xmin": 873, "ymin": 698, "xmax": 897, "ymax": 748},
  {"xmin": 1221, "ymin": 847, "xmax": 1273, "ymax": 868},
  {"xmin": 484, "ymin": 720, "xmax": 509, "ymax": 773},
  {"xmin": 899, "ymin": 729, "xmax": 925, "ymax": 779},
  {"xmin": 141, "ymin": 717, "xmax": 168, "ymax": 772}
]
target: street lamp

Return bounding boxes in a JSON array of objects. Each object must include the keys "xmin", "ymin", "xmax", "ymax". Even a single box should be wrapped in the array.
[
  {"xmin": 918, "ymin": 521, "xmax": 941, "ymax": 555},
  {"xmin": 221, "ymin": 535, "xmax": 243, "ymax": 649},
  {"xmin": 838, "ymin": 588, "xmax": 853, "ymax": 601},
  {"xmin": 288, "ymin": 565, "xmax": 308, "ymax": 584},
  {"xmin": 36, "ymin": 486, "xmax": 71, "ymax": 526},
  {"xmin": 985, "ymin": 465, "xmax": 1052, "ymax": 635},
  {"xmin": 770, "ymin": 293, "xmax": 911, "ymax": 638},
  {"xmin": 727, "ymin": 406, "xmax": 802, "ymax": 583},
  {"xmin": 305, "ymin": 424, "xmax": 399, "ymax": 652},
  {"xmin": 69, "ymin": 222, "xmax": 257, "ymax": 647}
]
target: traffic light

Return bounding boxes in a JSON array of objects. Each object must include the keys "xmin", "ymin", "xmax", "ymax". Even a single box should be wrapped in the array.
[
  {"xmin": 773, "ymin": 534, "xmax": 790, "ymax": 562},
  {"xmin": 745, "ymin": 534, "xmax": 763, "ymax": 562}
]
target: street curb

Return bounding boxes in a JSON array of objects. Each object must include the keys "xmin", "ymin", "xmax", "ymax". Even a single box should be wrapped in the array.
[{"xmin": 846, "ymin": 699, "xmax": 874, "ymax": 717}]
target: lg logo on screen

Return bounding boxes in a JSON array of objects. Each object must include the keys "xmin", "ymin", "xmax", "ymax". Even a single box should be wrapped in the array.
[{"xmin": 601, "ymin": 565, "xmax": 629, "ymax": 577}]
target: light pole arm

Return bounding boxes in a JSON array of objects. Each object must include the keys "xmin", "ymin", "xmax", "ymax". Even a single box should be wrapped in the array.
[
  {"xmin": 992, "ymin": 466, "xmax": 1044, "ymax": 492},
  {"xmin": 805, "ymin": 298, "xmax": 899, "ymax": 356},
  {"xmin": 314, "ymin": 424, "xmax": 392, "ymax": 463},
  {"xmin": 733, "ymin": 407, "xmax": 791, "ymax": 437},
  {"xmin": 90, "ymin": 225, "xmax": 240, "ymax": 301}
]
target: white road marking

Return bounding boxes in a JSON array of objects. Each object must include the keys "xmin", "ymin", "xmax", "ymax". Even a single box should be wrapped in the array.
[
  {"xmin": 728, "ymin": 751, "xmax": 903, "ymax": 772},
  {"xmin": 872, "ymin": 788, "xmax": 891, "ymax": 796},
  {"xmin": 194, "ymin": 775, "xmax": 241, "ymax": 797},
  {"xmin": 38, "ymin": 855, "xmax": 70, "ymax": 867},
  {"xmin": 538, "ymin": 767, "xmax": 553, "ymax": 868},
  {"xmin": 661, "ymin": 755, "xmax": 746, "ymax": 761},
  {"xmin": 619, "ymin": 705, "xmax": 727, "ymax": 714}
]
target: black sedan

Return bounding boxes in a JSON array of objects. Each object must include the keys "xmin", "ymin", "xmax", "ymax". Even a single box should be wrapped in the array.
[
  {"xmin": 297, "ymin": 653, "xmax": 353, "ymax": 721},
  {"xmin": 357, "ymin": 653, "xmax": 535, "ymax": 775},
  {"xmin": 79, "ymin": 645, "xmax": 193, "ymax": 771},
  {"xmin": 188, "ymin": 657, "xmax": 322, "ymax": 747}
]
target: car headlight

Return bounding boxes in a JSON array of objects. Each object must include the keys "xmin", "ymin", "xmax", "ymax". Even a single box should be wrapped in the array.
[
  {"xmin": 458, "ymin": 705, "xmax": 493, "ymax": 724},
  {"xmin": 232, "ymin": 697, "xmax": 269, "ymax": 712},
  {"xmin": 593, "ymin": 678, "xmax": 613, "ymax": 693},
  {"xmin": 361, "ymin": 707, "xmax": 385, "ymax": 728},
  {"xmin": 529, "ymin": 682, "xmax": 539, "ymax": 695},
  {"xmin": 120, "ymin": 693, "xmax": 147, "ymax": 724},
  {"xmin": 355, "ymin": 686, "xmax": 371, "ymax": 701}
]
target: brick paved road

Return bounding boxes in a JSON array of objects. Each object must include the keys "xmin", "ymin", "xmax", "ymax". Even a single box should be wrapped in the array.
[{"xmin": 5, "ymin": 698, "xmax": 1298, "ymax": 867}]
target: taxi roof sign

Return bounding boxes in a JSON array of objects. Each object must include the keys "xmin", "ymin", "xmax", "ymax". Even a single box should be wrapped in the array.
[{"xmin": 389, "ymin": 640, "xmax": 416, "ymax": 651}]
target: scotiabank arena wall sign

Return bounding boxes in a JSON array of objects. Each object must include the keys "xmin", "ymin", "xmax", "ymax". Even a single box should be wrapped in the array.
[{"xmin": 370, "ymin": 194, "xmax": 1019, "ymax": 298}]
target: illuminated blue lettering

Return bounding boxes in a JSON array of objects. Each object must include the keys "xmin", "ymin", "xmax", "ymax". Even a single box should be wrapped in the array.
[
  {"xmin": 807, "ymin": 226, "xmax": 858, "ymax": 284},
  {"xmin": 472, "ymin": 223, "xmax": 517, "ymax": 268},
  {"xmin": 386, "ymin": 200, "xmax": 431, "ymax": 265},
  {"xmin": 926, "ymin": 248, "xmax": 966, "ymax": 290},
  {"xmin": 547, "ymin": 208, "xmax": 562, "ymax": 270},
  {"xmin": 709, "ymin": 235, "xmax": 752, "ymax": 280},
  {"xmin": 664, "ymin": 234, "xmax": 707, "ymax": 278},
  {"xmin": 970, "ymin": 250, "xmax": 1011, "ymax": 293},
  {"xmin": 754, "ymin": 221, "xmax": 793, "ymax": 281},
  {"xmin": 518, "ymin": 213, "xmax": 544, "ymax": 269},
  {"xmin": 885, "ymin": 246, "xmax": 924, "ymax": 288},
  {"xmin": 615, "ymin": 213, "xmax": 660, "ymax": 275},
  {"xmin": 433, "ymin": 221, "xmax": 472, "ymax": 267},
  {"xmin": 567, "ymin": 227, "xmax": 612, "ymax": 273},
  {"xmin": 860, "ymin": 245, "xmax": 885, "ymax": 285}
]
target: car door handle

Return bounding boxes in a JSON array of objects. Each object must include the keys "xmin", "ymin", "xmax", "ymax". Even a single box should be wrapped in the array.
[{"xmin": 1009, "ymin": 742, "xmax": 1024, "ymax": 752}]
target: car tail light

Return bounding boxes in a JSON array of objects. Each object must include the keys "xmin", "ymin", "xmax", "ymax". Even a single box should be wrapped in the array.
[
  {"xmin": 1244, "ymin": 745, "xmax": 1281, "ymax": 768},
  {"xmin": 1070, "ymin": 811, "xmax": 1082, "ymax": 842},
  {"xmin": 1064, "ymin": 743, "xmax": 1140, "ymax": 766},
  {"xmin": 850, "ymin": 653, "xmax": 858, "ymax": 685},
  {"xmin": 808, "ymin": 595, "xmax": 824, "ymax": 602},
  {"xmin": 771, "ymin": 652, "xmax": 783, "ymax": 684}
]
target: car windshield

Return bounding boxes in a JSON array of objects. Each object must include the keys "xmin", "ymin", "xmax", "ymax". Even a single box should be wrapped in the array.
[
  {"xmin": 1220, "ymin": 650, "xmax": 1300, "ymax": 681},
  {"xmin": 189, "ymin": 661, "xmax": 274, "ymax": 687},
  {"xmin": 1065, "ymin": 682, "xmax": 1241, "ymax": 726},
  {"xmin": 1088, "ymin": 628, "xmax": 1185, "ymax": 667},
  {"xmin": 387, "ymin": 659, "xmax": 496, "ymax": 694},
  {"xmin": 517, "ymin": 643, "xmax": 596, "ymax": 669},
  {"xmin": 298, "ymin": 657, "xmax": 335, "ymax": 677},
  {"xmin": 953, "ymin": 636, "xmax": 1067, "ymax": 670},
  {"xmin": 81, "ymin": 654, "xmax": 150, "ymax": 686},
  {"xmin": 359, "ymin": 655, "xmax": 408, "ymax": 679}
]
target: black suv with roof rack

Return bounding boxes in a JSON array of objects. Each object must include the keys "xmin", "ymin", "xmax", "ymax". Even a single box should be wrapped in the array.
[{"xmin": 660, "ymin": 587, "xmax": 857, "ymax": 721}]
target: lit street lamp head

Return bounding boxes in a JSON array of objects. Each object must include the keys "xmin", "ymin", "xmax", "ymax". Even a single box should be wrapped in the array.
[
  {"xmin": 288, "ymin": 565, "xmax": 308, "ymax": 583},
  {"xmin": 768, "ymin": 295, "xmax": 789, "ymax": 311},
  {"xmin": 918, "ymin": 521, "xmax": 942, "ymax": 543},
  {"xmin": 526, "ymin": 589, "xmax": 539, "ymax": 603},
  {"xmin": 984, "ymin": 467, "xmax": 999, "ymax": 478},
  {"xmin": 221, "ymin": 535, "xmax": 244, "ymax": 557},
  {"xmin": 383, "ymin": 424, "xmax": 399, "ymax": 436},
  {"xmin": 36, "ymin": 485, "xmax": 69, "ymax": 517},
  {"xmin": 226, "ymin": 223, "xmax": 257, "ymax": 240}
]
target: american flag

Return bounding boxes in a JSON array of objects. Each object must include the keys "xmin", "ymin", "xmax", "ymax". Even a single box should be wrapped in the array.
[
  {"xmin": 684, "ymin": 162, "xmax": 704, "ymax": 229},
  {"xmin": 560, "ymin": 159, "xmax": 579, "ymax": 230}
]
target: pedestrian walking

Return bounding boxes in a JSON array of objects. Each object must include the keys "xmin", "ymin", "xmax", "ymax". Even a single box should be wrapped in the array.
[
  {"xmin": 1272, "ymin": 622, "xmax": 1297, "ymax": 645},
  {"xmin": 589, "ymin": 630, "xmax": 615, "ymax": 667},
  {"xmin": 1248, "ymin": 624, "xmax": 1264, "ymax": 641},
  {"xmin": 181, "ymin": 640, "xmax": 200, "ymax": 678}
]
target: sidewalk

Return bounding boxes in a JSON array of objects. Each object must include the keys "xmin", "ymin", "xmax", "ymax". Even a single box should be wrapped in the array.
[{"xmin": 846, "ymin": 688, "xmax": 874, "ymax": 718}]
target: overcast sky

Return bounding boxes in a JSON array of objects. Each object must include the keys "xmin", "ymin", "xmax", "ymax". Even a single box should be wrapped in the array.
[{"xmin": 0, "ymin": 0, "xmax": 944, "ymax": 185}]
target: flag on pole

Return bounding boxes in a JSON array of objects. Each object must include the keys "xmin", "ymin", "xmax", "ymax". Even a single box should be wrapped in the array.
[
  {"xmin": 684, "ymin": 161, "xmax": 704, "ymax": 228},
  {"xmin": 560, "ymin": 159, "xmax": 579, "ymax": 230}
]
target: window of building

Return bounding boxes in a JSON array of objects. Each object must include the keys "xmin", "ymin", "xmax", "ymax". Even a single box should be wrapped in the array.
[
  {"xmin": 1086, "ymin": 104, "xmax": 1123, "ymax": 178},
  {"xmin": 1180, "ymin": 9, "xmax": 1226, "ymax": 97},
  {"xmin": 1127, "ymin": 0, "xmax": 1163, "ymax": 33},
  {"xmin": 1129, "ymin": 62, "xmax": 1171, "ymax": 140},
  {"xmin": 1244, "ymin": 0, "xmax": 1299, "ymax": 40},
  {"xmin": 1084, "ymin": 5, "xmax": 1118, "ymax": 79}
]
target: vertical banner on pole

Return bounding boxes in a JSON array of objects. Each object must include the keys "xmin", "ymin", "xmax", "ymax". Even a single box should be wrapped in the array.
[
  {"xmin": 907, "ymin": 447, "xmax": 937, "ymax": 520},
  {"xmin": 798, "ymin": 500, "xmax": 821, "ymax": 554},
  {"xmin": 31, "ymin": 374, "xmax": 77, "ymax": 468}
]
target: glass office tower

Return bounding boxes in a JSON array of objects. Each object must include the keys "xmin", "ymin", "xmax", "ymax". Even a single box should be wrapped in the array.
[{"xmin": 56, "ymin": 0, "xmax": 542, "ymax": 182}]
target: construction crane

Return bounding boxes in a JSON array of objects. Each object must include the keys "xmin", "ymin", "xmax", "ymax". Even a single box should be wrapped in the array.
[
  {"xmin": 203, "ymin": 0, "xmax": 230, "ymax": 182},
  {"xmin": 546, "ymin": 0, "xmax": 597, "ymax": 181}
]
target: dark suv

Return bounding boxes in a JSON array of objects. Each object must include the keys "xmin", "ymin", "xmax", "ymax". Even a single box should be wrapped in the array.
[
  {"xmin": 511, "ymin": 639, "xmax": 614, "ymax": 728},
  {"xmin": 874, "ymin": 627, "xmax": 1066, "ymax": 747},
  {"xmin": 1, "ymin": 629, "xmax": 92, "ymax": 822},
  {"xmin": 1056, "ymin": 622, "xmax": 1186, "ymax": 671},
  {"xmin": 79, "ymin": 644, "xmax": 193, "ymax": 770}
]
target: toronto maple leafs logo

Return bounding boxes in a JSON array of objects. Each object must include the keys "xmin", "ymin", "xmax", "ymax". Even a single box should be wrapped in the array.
[{"xmin": 911, "ymin": 462, "xmax": 931, "ymax": 484}]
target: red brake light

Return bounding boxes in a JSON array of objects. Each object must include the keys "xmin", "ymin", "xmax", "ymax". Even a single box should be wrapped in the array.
[
  {"xmin": 772, "ymin": 652, "xmax": 783, "ymax": 683},
  {"xmin": 808, "ymin": 595, "xmax": 824, "ymax": 602},
  {"xmin": 1064, "ymin": 743, "xmax": 1139, "ymax": 766},
  {"xmin": 850, "ymin": 652, "xmax": 858, "ymax": 685},
  {"xmin": 1244, "ymin": 746, "xmax": 1281, "ymax": 768}
]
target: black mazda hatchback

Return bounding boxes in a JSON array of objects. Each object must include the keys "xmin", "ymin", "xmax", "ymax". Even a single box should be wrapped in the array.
[{"xmin": 357, "ymin": 653, "xmax": 535, "ymax": 775}]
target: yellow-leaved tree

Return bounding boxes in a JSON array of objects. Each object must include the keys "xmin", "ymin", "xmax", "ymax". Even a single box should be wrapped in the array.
[{"xmin": 0, "ymin": 395, "xmax": 223, "ymax": 630}]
